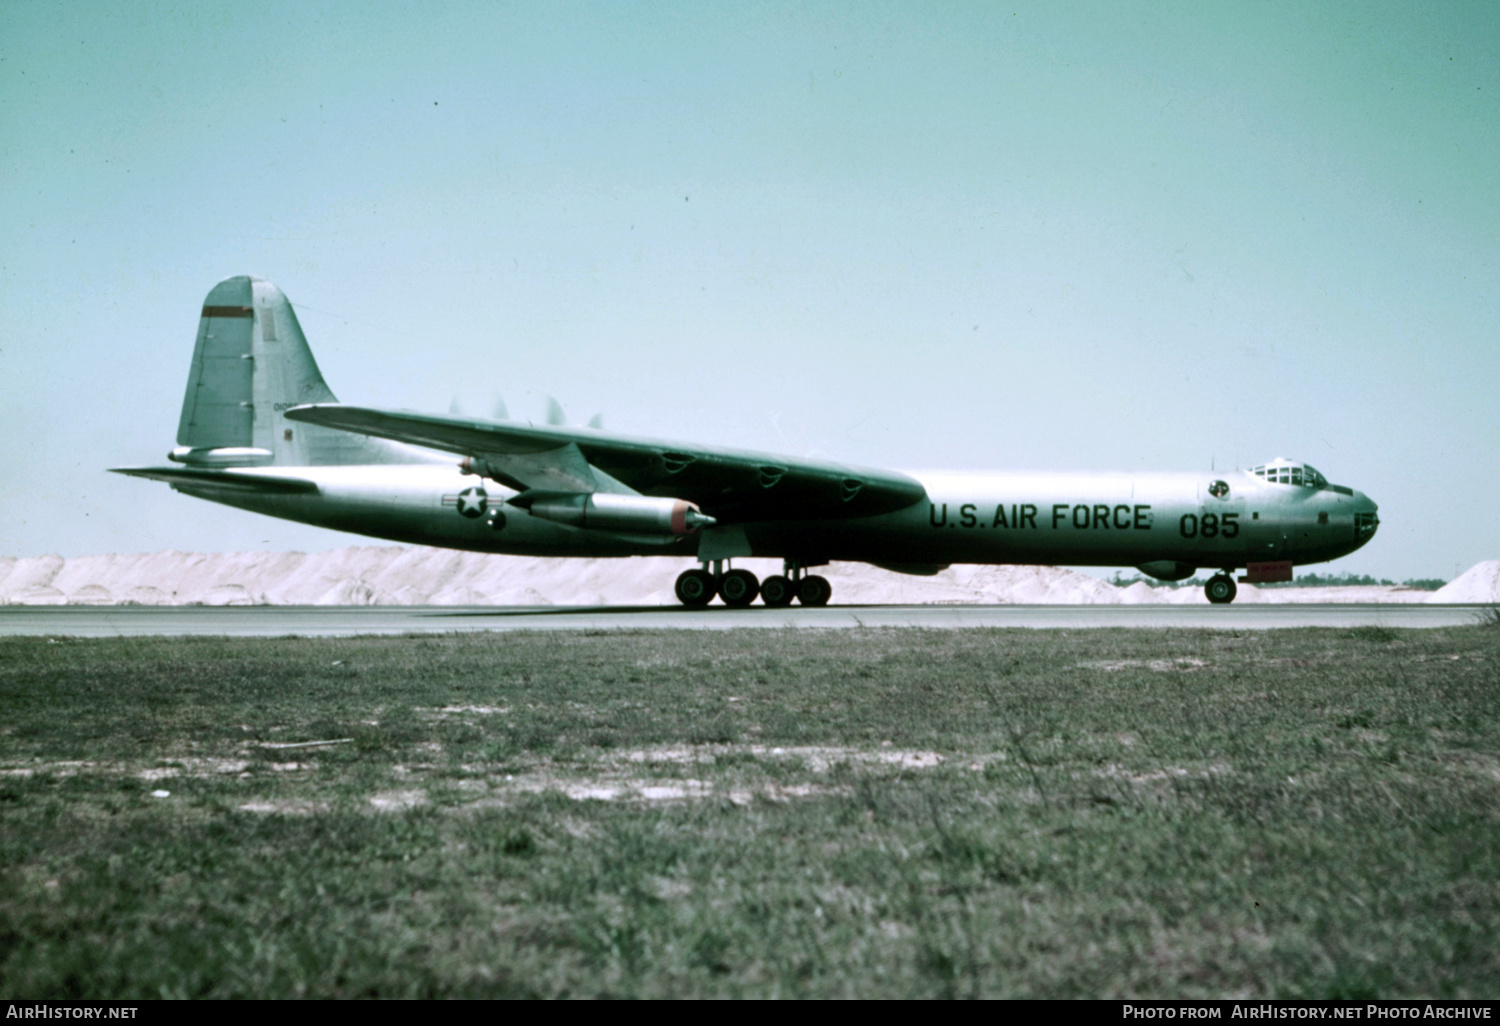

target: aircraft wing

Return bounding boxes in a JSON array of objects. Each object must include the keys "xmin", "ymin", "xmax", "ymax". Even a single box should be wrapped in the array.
[
  {"xmin": 110, "ymin": 466, "xmax": 319, "ymax": 494},
  {"xmin": 283, "ymin": 404, "xmax": 926, "ymax": 521}
]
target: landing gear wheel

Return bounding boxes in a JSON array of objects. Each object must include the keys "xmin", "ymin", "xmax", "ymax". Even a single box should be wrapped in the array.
[
  {"xmin": 719, "ymin": 569, "xmax": 760, "ymax": 608},
  {"xmin": 797, "ymin": 574, "xmax": 832, "ymax": 607},
  {"xmin": 760, "ymin": 575, "xmax": 795, "ymax": 608},
  {"xmin": 1205, "ymin": 574, "xmax": 1238, "ymax": 605},
  {"xmin": 675, "ymin": 569, "xmax": 717, "ymax": 607}
]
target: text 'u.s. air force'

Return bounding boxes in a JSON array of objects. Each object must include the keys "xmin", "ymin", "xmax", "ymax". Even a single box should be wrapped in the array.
[{"xmin": 929, "ymin": 503, "xmax": 1153, "ymax": 530}]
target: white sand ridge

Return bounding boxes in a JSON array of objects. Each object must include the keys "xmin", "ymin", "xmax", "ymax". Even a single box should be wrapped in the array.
[
  {"xmin": 1430, "ymin": 561, "xmax": 1500, "ymax": 604},
  {"xmin": 0, "ymin": 547, "xmax": 1485, "ymax": 606}
]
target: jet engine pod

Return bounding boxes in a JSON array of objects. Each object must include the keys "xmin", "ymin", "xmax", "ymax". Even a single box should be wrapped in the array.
[
  {"xmin": 1136, "ymin": 560, "xmax": 1197, "ymax": 582},
  {"xmin": 516, "ymin": 492, "xmax": 716, "ymax": 536}
]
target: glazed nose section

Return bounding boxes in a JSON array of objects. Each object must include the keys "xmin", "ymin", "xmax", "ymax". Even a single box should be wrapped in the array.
[{"xmin": 1353, "ymin": 492, "xmax": 1379, "ymax": 547}]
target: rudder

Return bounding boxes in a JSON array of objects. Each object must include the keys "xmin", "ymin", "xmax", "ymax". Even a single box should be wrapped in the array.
[{"xmin": 178, "ymin": 276, "xmax": 262, "ymax": 448}]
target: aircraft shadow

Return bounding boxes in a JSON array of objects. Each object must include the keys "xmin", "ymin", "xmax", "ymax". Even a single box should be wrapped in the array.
[{"xmin": 427, "ymin": 604, "xmax": 902, "ymax": 619}]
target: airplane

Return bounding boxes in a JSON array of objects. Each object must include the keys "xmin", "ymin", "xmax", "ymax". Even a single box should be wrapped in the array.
[{"xmin": 112, "ymin": 276, "xmax": 1381, "ymax": 607}]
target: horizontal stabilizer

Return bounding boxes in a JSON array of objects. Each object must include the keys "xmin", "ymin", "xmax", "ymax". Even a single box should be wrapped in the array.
[{"xmin": 109, "ymin": 466, "xmax": 319, "ymax": 495}]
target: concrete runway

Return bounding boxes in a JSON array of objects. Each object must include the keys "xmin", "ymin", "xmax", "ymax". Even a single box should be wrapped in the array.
[{"xmin": 0, "ymin": 603, "xmax": 1485, "ymax": 637}]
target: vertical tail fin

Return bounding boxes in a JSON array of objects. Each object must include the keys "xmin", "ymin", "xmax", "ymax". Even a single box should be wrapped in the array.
[
  {"xmin": 175, "ymin": 276, "xmax": 431, "ymax": 467},
  {"xmin": 178, "ymin": 276, "xmax": 335, "ymax": 462}
]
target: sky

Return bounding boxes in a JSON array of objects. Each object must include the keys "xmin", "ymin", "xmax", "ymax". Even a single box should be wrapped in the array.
[{"xmin": 2, "ymin": 1, "xmax": 1496, "ymax": 582}]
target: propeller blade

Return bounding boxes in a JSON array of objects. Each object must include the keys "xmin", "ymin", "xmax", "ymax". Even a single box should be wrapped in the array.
[
  {"xmin": 545, "ymin": 396, "xmax": 567, "ymax": 426},
  {"xmin": 448, "ymin": 396, "xmax": 464, "ymax": 416},
  {"xmin": 587, "ymin": 413, "xmax": 605, "ymax": 430},
  {"xmin": 491, "ymin": 396, "xmax": 509, "ymax": 420}
]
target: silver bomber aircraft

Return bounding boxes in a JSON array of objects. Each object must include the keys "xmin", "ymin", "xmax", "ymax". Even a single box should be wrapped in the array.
[{"xmin": 113, "ymin": 276, "xmax": 1381, "ymax": 606}]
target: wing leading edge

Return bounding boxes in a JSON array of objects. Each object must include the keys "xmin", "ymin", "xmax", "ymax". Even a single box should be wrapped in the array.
[{"xmin": 282, "ymin": 404, "xmax": 926, "ymax": 522}]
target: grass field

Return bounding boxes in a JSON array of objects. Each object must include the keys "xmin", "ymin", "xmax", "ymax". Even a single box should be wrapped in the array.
[{"xmin": 1, "ymin": 624, "xmax": 1497, "ymax": 998}]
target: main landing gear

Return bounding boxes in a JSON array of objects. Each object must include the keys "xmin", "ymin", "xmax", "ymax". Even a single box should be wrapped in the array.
[
  {"xmin": 673, "ymin": 561, "xmax": 832, "ymax": 608},
  {"xmin": 763, "ymin": 563, "xmax": 831, "ymax": 608},
  {"xmin": 1205, "ymin": 572, "xmax": 1238, "ymax": 605}
]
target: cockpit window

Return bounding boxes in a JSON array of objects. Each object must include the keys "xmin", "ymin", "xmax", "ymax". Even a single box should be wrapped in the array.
[{"xmin": 1250, "ymin": 459, "xmax": 1327, "ymax": 489}]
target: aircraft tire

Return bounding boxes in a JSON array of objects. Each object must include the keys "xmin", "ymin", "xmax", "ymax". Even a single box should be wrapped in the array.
[
  {"xmin": 720, "ymin": 569, "xmax": 760, "ymax": 608},
  {"xmin": 760, "ymin": 575, "xmax": 795, "ymax": 607},
  {"xmin": 797, "ymin": 574, "xmax": 832, "ymax": 607},
  {"xmin": 675, "ymin": 569, "xmax": 717, "ymax": 607},
  {"xmin": 1205, "ymin": 574, "xmax": 1237, "ymax": 604}
]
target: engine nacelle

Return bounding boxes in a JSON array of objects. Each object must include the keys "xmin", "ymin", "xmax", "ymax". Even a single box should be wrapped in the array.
[{"xmin": 522, "ymin": 493, "xmax": 715, "ymax": 536}]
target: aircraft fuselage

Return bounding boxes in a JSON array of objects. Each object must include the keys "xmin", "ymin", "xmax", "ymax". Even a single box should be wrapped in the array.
[{"xmin": 178, "ymin": 462, "xmax": 1376, "ymax": 573}]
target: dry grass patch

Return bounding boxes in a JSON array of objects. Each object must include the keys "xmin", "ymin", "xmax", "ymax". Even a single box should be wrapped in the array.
[{"xmin": 1, "ymin": 626, "xmax": 1497, "ymax": 998}]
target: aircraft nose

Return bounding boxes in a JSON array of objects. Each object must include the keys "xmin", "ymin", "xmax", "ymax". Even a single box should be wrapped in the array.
[{"xmin": 1353, "ymin": 491, "xmax": 1379, "ymax": 546}]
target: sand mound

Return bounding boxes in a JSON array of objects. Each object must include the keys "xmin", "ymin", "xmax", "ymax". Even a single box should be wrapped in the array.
[
  {"xmin": 0, "ymin": 547, "xmax": 1482, "ymax": 606},
  {"xmin": 2, "ymin": 555, "xmax": 66, "ymax": 594},
  {"xmin": 1429, "ymin": 561, "xmax": 1500, "ymax": 604},
  {"xmin": 11, "ymin": 585, "xmax": 67, "ymax": 605}
]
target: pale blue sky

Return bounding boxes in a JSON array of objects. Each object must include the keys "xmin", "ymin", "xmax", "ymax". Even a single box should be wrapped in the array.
[{"xmin": 2, "ymin": 1, "xmax": 1496, "ymax": 580}]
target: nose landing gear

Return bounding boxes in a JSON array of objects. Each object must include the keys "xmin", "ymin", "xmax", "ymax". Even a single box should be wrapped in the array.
[{"xmin": 1205, "ymin": 573, "xmax": 1238, "ymax": 604}]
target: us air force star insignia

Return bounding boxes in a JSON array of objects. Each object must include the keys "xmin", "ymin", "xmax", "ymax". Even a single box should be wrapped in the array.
[{"xmin": 456, "ymin": 486, "xmax": 489, "ymax": 518}]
